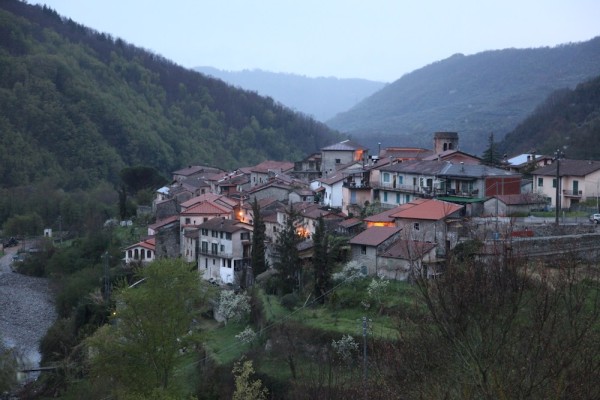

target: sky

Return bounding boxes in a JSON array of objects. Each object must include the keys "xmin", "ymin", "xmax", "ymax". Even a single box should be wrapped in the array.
[{"xmin": 32, "ymin": 0, "xmax": 600, "ymax": 82}]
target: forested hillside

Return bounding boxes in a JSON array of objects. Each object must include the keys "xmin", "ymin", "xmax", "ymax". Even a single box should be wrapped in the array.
[
  {"xmin": 0, "ymin": 1, "xmax": 340, "ymax": 190},
  {"xmin": 328, "ymin": 38, "xmax": 600, "ymax": 155},
  {"xmin": 195, "ymin": 66, "xmax": 387, "ymax": 121},
  {"xmin": 500, "ymin": 75, "xmax": 600, "ymax": 159}
]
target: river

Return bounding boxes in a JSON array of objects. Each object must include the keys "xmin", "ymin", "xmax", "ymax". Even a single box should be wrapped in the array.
[{"xmin": 0, "ymin": 245, "xmax": 56, "ymax": 381}]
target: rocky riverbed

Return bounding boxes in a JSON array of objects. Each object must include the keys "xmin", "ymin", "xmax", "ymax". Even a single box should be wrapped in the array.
[{"xmin": 0, "ymin": 246, "xmax": 56, "ymax": 378}]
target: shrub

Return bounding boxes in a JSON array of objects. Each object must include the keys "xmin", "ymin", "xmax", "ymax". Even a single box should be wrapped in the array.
[{"xmin": 280, "ymin": 293, "xmax": 300, "ymax": 310}]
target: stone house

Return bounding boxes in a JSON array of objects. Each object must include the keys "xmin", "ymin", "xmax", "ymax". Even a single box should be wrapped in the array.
[{"xmin": 197, "ymin": 218, "xmax": 253, "ymax": 285}]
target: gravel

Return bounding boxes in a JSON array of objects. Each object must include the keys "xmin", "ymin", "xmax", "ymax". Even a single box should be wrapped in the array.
[{"xmin": 0, "ymin": 248, "xmax": 56, "ymax": 371}]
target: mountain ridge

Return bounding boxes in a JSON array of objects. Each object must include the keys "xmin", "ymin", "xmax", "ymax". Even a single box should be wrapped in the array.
[
  {"xmin": 0, "ymin": 1, "xmax": 341, "ymax": 189},
  {"xmin": 328, "ymin": 37, "xmax": 600, "ymax": 155},
  {"xmin": 194, "ymin": 66, "xmax": 387, "ymax": 122}
]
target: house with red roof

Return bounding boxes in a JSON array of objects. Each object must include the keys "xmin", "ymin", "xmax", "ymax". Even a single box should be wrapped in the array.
[
  {"xmin": 249, "ymin": 160, "xmax": 294, "ymax": 187},
  {"xmin": 124, "ymin": 238, "xmax": 156, "ymax": 265}
]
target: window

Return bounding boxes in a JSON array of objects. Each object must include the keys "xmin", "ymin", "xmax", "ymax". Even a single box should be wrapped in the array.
[
  {"xmin": 201, "ymin": 241, "xmax": 208, "ymax": 253},
  {"xmin": 220, "ymin": 245, "xmax": 225, "ymax": 252},
  {"xmin": 211, "ymin": 243, "xmax": 218, "ymax": 255},
  {"xmin": 225, "ymin": 232, "xmax": 232, "ymax": 240},
  {"xmin": 335, "ymin": 158, "xmax": 341, "ymax": 164},
  {"xmin": 414, "ymin": 223, "xmax": 420, "ymax": 231},
  {"xmin": 273, "ymin": 226, "xmax": 277, "ymax": 233},
  {"xmin": 220, "ymin": 231, "xmax": 224, "ymax": 239},
  {"xmin": 383, "ymin": 172, "xmax": 390, "ymax": 183},
  {"xmin": 396, "ymin": 193, "xmax": 400, "ymax": 203},
  {"xmin": 147, "ymin": 250, "xmax": 151, "ymax": 258},
  {"xmin": 203, "ymin": 217, "xmax": 208, "ymax": 222},
  {"xmin": 552, "ymin": 179, "xmax": 557, "ymax": 188},
  {"xmin": 361, "ymin": 245, "xmax": 367, "ymax": 255},
  {"xmin": 398, "ymin": 176, "xmax": 403, "ymax": 185},
  {"xmin": 383, "ymin": 192, "xmax": 388, "ymax": 202},
  {"xmin": 185, "ymin": 218, "xmax": 191, "ymax": 224},
  {"xmin": 212, "ymin": 230, "xmax": 218, "ymax": 237},
  {"xmin": 538, "ymin": 177, "xmax": 543, "ymax": 187},
  {"xmin": 201, "ymin": 228, "xmax": 208, "ymax": 236},
  {"xmin": 128, "ymin": 250, "xmax": 132, "ymax": 258},
  {"xmin": 240, "ymin": 232, "xmax": 250, "ymax": 240}
]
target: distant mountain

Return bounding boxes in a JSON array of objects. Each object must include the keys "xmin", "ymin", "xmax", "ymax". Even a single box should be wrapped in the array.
[
  {"xmin": 500, "ymin": 74, "xmax": 600, "ymax": 160},
  {"xmin": 0, "ymin": 1, "xmax": 341, "ymax": 189},
  {"xmin": 194, "ymin": 67, "xmax": 387, "ymax": 122},
  {"xmin": 328, "ymin": 38, "xmax": 600, "ymax": 155}
]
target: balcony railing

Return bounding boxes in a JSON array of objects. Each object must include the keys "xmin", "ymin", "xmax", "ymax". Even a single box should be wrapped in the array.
[
  {"xmin": 199, "ymin": 249, "xmax": 234, "ymax": 258},
  {"xmin": 343, "ymin": 181, "xmax": 371, "ymax": 189},
  {"xmin": 374, "ymin": 183, "xmax": 481, "ymax": 198},
  {"xmin": 562, "ymin": 189, "xmax": 582, "ymax": 197}
]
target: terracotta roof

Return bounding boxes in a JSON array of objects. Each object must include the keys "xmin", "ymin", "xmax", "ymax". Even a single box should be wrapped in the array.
[
  {"xmin": 379, "ymin": 147, "xmax": 432, "ymax": 160},
  {"xmin": 181, "ymin": 201, "xmax": 231, "ymax": 215},
  {"xmin": 198, "ymin": 218, "xmax": 252, "ymax": 233},
  {"xmin": 379, "ymin": 240, "xmax": 436, "ymax": 260},
  {"xmin": 180, "ymin": 193, "xmax": 236, "ymax": 210},
  {"xmin": 338, "ymin": 218, "xmax": 362, "ymax": 228},
  {"xmin": 349, "ymin": 227, "xmax": 402, "ymax": 247},
  {"xmin": 364, "ymin": 199, "xmax": 429, "ymax": 223},
  {"xmin": 148, "ymin": 215, "xmax": 179, "ymax": 230},
  {"xmin": 125, "ymin": 237, "xmax": 155, "ymax": 251},
  {"xmin": 532, "ymin": 159, "xmax": 600, "ymax": 177},
  {"xmin": 421, "ymin": 149, "xmax": 481, "ymax": 162},
  {"xmin": 250, "ymin": 160, "xmax": 294, "ymax": 173},
  {"xmin": 318, "ymin": 173, "xmax": 346, "ymax": 185},
  {"xmin": 390, "ymin": 199, "xmax": 463, "ymax": 221}
]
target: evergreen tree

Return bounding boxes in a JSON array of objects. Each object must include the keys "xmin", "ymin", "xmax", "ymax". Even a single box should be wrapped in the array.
[
  {"xmin": 313, "ymin": 216, "xmax": 332, "ymax": 304},
  {"xmin": 274, "ymin": 205, "xmax": 302, "ymax": 294},
  {"xmin": 250, "ymin": 198, "xmax": 267, "ymax": 278},
  {"xmin": 481, "ymin": 133, "xmax": 503, "ymax": 167}
]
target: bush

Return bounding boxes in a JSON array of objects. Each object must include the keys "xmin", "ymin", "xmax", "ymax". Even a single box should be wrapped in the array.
[{"xmin": 280, "ymin": 293, "xmax": 300, "ymax": 310}]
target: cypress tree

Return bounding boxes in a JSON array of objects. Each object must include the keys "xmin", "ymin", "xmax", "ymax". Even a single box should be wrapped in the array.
[{"xmin": 251, "ymin": 198, "xmax": 267, "ymax": 278}]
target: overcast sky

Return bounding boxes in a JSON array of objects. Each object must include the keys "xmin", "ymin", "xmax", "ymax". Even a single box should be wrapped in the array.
[{"xmin": 33, "ymin": 0, "xmax": 600, "ymax": 82}]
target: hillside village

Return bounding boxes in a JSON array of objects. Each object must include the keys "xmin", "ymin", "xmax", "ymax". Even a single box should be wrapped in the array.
[{"xmin": 124, "ymin": 131, "xmax": 600, "ymax": 286}]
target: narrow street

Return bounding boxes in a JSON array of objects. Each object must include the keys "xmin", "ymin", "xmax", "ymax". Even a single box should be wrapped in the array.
[{"xmin": 0, "ymin": 245, "xmax": 56, "ymax": 376}]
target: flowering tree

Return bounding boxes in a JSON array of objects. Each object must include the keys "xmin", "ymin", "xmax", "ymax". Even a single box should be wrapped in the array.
[{"xmin": 217, "ymin": 290, "xmax": 250, "ymax": 325}]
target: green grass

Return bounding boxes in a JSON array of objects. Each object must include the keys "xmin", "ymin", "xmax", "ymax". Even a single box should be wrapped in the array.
[{"xmin": 202, "ymin": 319, "xmax": 253, "ymax": 365}]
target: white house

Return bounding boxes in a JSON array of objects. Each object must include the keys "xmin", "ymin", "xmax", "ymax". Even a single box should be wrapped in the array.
[{"xmin": 124, "ymin": 238, "xmax": 156, "ymax": 265}]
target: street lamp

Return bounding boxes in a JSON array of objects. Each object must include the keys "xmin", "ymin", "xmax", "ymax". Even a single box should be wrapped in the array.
[{"xmin": 554, "ymin": 149, "xmax": 564, "ymax": 226}]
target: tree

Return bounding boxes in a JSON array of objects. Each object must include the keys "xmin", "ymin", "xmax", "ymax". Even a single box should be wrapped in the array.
[
  {"xmin": 313, "ymin": 216, "xmax": 332, "ymax": 303},
  {"xmin": 250, "ymin": 198, "xmax": 267, "ymax": 278},
  {"xmin": 0, "ymin": 345, "xmax": 17, "ymax": 394},
  {"xmin": 119, "ymin": 166, "xmax": 168, "ymax": 195},
  {"xmin": 216, "ymin": 290, "xmax": 251, "ymax": 325},
  {"xmin": 86, "ymin": 259, "xmax": 207, "ymax": 397},
  {"xmin": 481, "ymin": 132, "xmax": 503, "ymax": 167},
  {"xmin": 232, "ymin": 358, "xmax": 268, "ymax": 400},
  {"xmin": 274, "ymin": 205, "xmax": 302, "ymax": 294}
]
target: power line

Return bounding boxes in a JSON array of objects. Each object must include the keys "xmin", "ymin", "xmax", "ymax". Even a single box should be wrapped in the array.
[{"xmin": 175, "ymin": 268, "xmax": 368, "ymax": 373}]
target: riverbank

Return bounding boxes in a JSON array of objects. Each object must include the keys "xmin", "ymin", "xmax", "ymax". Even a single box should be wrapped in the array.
[{"xmin": 0, "ymin": 246, "xmax": 56, "ymax": 383}]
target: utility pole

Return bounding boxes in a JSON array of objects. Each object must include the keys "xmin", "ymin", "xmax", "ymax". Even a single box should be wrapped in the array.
[
  {"xmin": 554, "ymin": 149, "xmax": 564, "ymax": 226},
  {"xmin": 103, "ymin": 251, "xmax": 110, "ymax": 303},
  {"xmin": 362, "ymin": 316, "xmax": 368, "ymax": 399}
]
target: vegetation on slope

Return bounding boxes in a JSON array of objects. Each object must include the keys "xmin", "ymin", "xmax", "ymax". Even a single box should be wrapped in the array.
[
  {"xmin": 500, "ymin": 74, "xmax": 600, "ymax": 159},
  {"xmin": 328, "ymin": 38, "xmax": 600, "ymax": 155},
  {"xmin": 0, "ymin": 0, "xmax": 340, "ymax": 190}
]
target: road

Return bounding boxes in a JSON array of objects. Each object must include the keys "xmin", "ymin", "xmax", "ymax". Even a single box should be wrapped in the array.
[{"xmin": 0, "ymin": 245, "xmax": 56, "ymax": 378}]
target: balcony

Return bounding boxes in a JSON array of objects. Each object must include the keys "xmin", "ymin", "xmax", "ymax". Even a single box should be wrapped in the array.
[
  {"xmin": 562, "ymin": 189, "xmax": 582, "ymax": 198},
  {"xmin": 343, "ymin": 181, "xmax": 371, "ymax": 189},
  {"xmin": 199, "ymin": 249, "xmax": 234, "ymax": 258}
]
